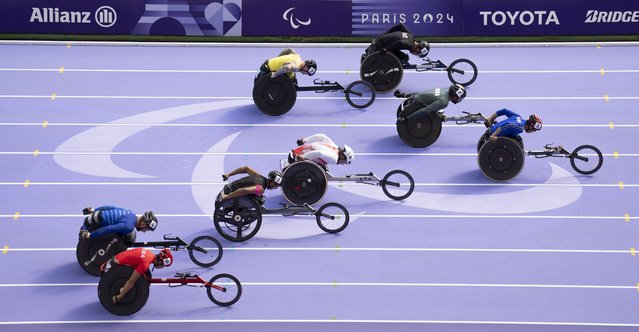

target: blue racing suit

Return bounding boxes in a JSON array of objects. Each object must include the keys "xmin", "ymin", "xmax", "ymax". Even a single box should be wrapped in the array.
[
  {"xmin": 81, "ymin": 206, "xmax": 137, "ymax": 239},
  {"xmin": 490, "ymin": 109, "xmax": 525, "ymax": 138}
]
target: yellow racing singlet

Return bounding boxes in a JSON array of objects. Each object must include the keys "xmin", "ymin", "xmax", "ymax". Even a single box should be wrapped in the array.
[{"xmin": 267, "ymin": 53, "xmax": 302, "ymax": 79}]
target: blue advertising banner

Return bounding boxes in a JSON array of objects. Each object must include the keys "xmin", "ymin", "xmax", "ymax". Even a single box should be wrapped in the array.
[
  {"xmin": 1, "ymin": 0, "xmax": 639, "ymax": 37},
  {"xmin": 463, "ymin": 0, "xmax": 570, "ymax": 36},
  {"xmin": 0, "ymin": 0, "xmax": 243, "ymax": 36},
  {"xmin": 464, "ymin": 0, "xmax": 639, "ymax": 36},
  {"xmin": 243, "ymin": 0, "xmax": 351, "ymax": 36},
  {"xmin": 574, "ymin": 0, "xmax": 639, "ymax": 35},
  {"xmin": 352, "ymin": 0, "xmax": 463, "ymax": 37}
]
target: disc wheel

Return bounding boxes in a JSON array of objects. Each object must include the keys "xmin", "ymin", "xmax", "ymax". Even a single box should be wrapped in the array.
[
  {"xmin": 98, "ymin": 266, "xmax": 150, "ymax": 316},
  {"xmin": 213, "ymin": 197, "xmax": 262, "ymax": 242},
  {"xmin": 207, "ymin": 273, "xmax": 242, "ymax": 306},
  {"xmin": 381, "ymin": 170, "xmax": 415, "ymax": 200},
  {"xmin": 478, "ymin": 137, "xmax": 525, "ymax": 182},
  {"xmin": 252, "ymin": 75, "xmax": 297, "ymax": 116},
  {"xmin": 281, "ymin": 161, "xmax": 328, "ymax": 205},
  {"xmin": 188, "ymin": 235, "xmax": 223, "ymax": 267},
  {"xmin": 360, "ymin": 52, "xmax": 403, "ymax": 93},
  {"xmin": 569, "ymin": 145, "xmax": 603, "ymax": 175},
  {"xmin": 315, "ymin": 202, "xmax": 350, "ymax": 234},
  {"xmin": 396, "ymin": 99, "xmax": 443, "ymax": 148},
  {"xmin": 76, "ymin": 234, "xmax": 127, "ymax": 276},
  {"xmin": 447, "ymin": 58, "xmax": 478, "ymax": 87},
  {"xmin": 344, "ymin": 80, "xmax": 376, "ymax": 109}
]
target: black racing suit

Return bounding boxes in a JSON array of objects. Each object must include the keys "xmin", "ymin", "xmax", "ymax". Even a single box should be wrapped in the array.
[
  {"xmin": 223, "ymin": 175, "xmax": 269, "ymax": 205},
  {"xmin": 362, "ymin": 23, "xmax": 415, "ymax": 64}
]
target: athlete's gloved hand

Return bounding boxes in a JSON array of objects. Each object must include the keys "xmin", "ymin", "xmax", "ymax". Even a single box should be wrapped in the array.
[
  {"xmin": 394, "ymin": 90, "xmax": 405, "ymax": 98},
  {"xmin": 82, "ymin": 207, "xmax": 94, "ymax": 215},
  {"xmin": 79, "ymin": 230, "xmax": 90, "ymax": 240},
  {"xmin": 222, "ymin": 173, "xmax": 229, "ymax": 181},
  {"xmin": 296, "ymin": 138, "xmax": 305, "ymax": 146}
]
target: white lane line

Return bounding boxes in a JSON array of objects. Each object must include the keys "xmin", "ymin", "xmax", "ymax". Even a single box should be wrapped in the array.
[
  {"xmin": 1, "ymin": 318, "xmax": 639, "ymax": 327},
  {"xmin": 0, "ymin": 214, "xmax": 633, "ymax": 220},
  {"xmin": 1, "ymin": 122, "xmax": 638, "ymax": 128},
  {"xmin": 0, "ymin": 152, "xmax": 635, "ymax": 158},
  {"xmin": 0, "ymin": 282, "xmax": 633, "ymax": 290},
  {"xmin": 1, "ymin": 95, "xmax": 639, "ymax": 100},
  {"xmin": 0, "ymin": 182, "xmax": 634, "ymax": 187},
  {"xmin": 1, "ymin": 67, "xmax": 639, "ymax": 74},
  {"xmin": 4, "ymin": 247, "xmax": 632, "ymax": 254}
]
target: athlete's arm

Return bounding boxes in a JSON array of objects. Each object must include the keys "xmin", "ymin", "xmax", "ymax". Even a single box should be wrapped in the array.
[
  {"xmin": 221, "ymin": 186, "xmax": 260, "ymax": 200},
  {"xmin": 272, "ymin": 63, "xmax": 298, "ymax": 77},
  {"xmin": 90, "ymin": 222, "xmax": 131, "ymax": 238},
  {"xmin": 113, "ymin": 270, "xmax": 142, "ymax": 303}
]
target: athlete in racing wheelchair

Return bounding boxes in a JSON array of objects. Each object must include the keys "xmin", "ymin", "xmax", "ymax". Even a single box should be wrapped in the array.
[
  {"xmin": 394, "ymin": 84, "xmax": 469, "ymax": 147},
  {"xmin": 287, "ymin": 133, "xmax": 355, "ymax": 170},
  {"xmin": 218, "ymin": 166, "xmax": 283, "ymax": 205},
  {"xmin": 79, "ymin": 206, "xmax": 158, "ymax": 244},
  {"xmin": 361, "ymin": 23, "xmax": 429, "ymax": 65},
  {"xmin": 255, "ymin": 48, "xmax": 317, "ymax": 84}
]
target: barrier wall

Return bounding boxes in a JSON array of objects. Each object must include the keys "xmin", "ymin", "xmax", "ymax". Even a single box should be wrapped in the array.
[{"xmin": 1, "ymin": 0, "xmax": 639, "ymax": 37}]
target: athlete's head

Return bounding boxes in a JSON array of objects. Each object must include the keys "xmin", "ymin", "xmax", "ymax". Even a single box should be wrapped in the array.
[
  {"xmin": 268, "ymin": 170, "xmax": 283, "ymax": 188},
  {"xmin": 448, "ymin": 84, "xmax": 466, "ymax": 104},
  {"xmin": 525, "ymin": 114, "xmax": 543, "ymax": 133},
  {"xmin": 154, "ymin": 248, "xmax": 173, "ymax": 269},
  {"xmin": 338, "ymin": 145, "xmax": 355, "ymax": 165},
  {"xmin": 411, "ymin": 40, "xmax": 430, "ymax": 57},
  {"xmin": 137, "ymin": 211, "xmax": 157, "ymax": 232},
  {"xmin": 301, "ymin": 60, "xmax": 317, "ymax": 76}
]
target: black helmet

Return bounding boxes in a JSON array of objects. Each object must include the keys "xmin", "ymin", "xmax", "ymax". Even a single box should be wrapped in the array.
[
  {"xmin": 268, "ymin": 170, "xmax": 283, "ymax": 185},
  {"xmin": 304, "ymin": 60, "xmax": 317, "ymax": 76},
  {"xmin": 142, "ymin": 211, "xmax": 157, "ymax": 231},
  {"xmin": 418, "ymin": 40, "xmax": 430, "ymax": 58},
  {"xmin": 448, "ymin": 83, "xmax": 466, "ymax": 102}
]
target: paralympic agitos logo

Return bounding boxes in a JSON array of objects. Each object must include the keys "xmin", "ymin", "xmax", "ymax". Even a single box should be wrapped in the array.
[{"xmin": 283, "ymin": 7, "xmax": 311, "ymax": 29}]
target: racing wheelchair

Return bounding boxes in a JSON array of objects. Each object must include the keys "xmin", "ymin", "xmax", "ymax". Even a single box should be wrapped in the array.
[
  {"xmin": 213, "ymin": 193, "xmax": 349, "ymax": 242},
  {"xmin": 279, "ymin": 160, "xmax": 415, "ymax": 205},
  {"xmin": 98, "ymin": 266, "xmax": 241, "ymax": 315},
  {"xmin": 252, "ymin": 75, "xmax": 375, "ymax": 116},
  {"xmin": 360, "ymin": 51, "xmax": 478, "ymax": 93},
  {"xmin": 476, "ymin": 134, "xmax": 604, "ymax": 182},
  {"xmin": 77, "ymin": 234, "xmax": 223, "ymax": 276},
  {"xmin": 396, "ymin": 96, "xmax": 486, "ymax": 148}
]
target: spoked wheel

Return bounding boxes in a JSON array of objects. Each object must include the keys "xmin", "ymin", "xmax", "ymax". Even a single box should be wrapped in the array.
[
  {"xmin": 188, "ymin": 235, "xmax": 223, "ymax": 267},
  {"xmin": 478, "ymin": 137, "xmax": 525, "ymax": 182},
  {"xmin": 76, "ymin": 234, "xmax": 127, "ymax": 276},
  {"xmin": 207, "ymin": 273, "xmax": 242, "ymax": 306},
  {"xmin": 281, "ymin": 161, "xmax": 328, "ymax": 205},
  {"xmin": 447, "ymin": 58, "xmax": 478, "ymax": 87},
  {"xmin": 252, "ymin": 75, "xmax": 297, "ymax": 116},
  {"xmin": 397, "ymin": 98, "xmax": 443, "ymax": 148},
  {"xmin": 344, "ymin": 80, "xmax": 376, "ymax": 109},
  {"xmin": 381, "ymin": 170, "xmax": 415, "ymax": 200},
  {"xmin": 98, "ymin": 266, "xmax": 150, "ymax": 315},
  {"xmin": 315, "ymin": 202, "xmax": 350, "ymax": 234},
  {"xmin": 213, "ymin": 197, "xmax": 262, "ymax": 242},
  {"xmin": 360, "ymin": 52, "xmax": 403, "ymax": 93},
  {"xmin": 569, "ymin": 145, "xmax": 603, "ymax": 175}
]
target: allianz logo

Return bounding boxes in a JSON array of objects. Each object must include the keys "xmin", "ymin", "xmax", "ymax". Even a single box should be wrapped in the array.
[
  {"xmin": 30, "ymin": 6, "xmax": 117, "ymax": 28},
  {"xmin": 479, "ymin": 10, "xmax": 559, "ymax": 26},
  {"xmin": 584, "ymin": 10, "xmax": 639, "ymax": 23}
]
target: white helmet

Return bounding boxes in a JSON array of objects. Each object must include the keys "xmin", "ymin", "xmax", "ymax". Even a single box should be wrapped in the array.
[{"xmin": 342, "ymin": 145, "xmax": 355, "ymax": 164}]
